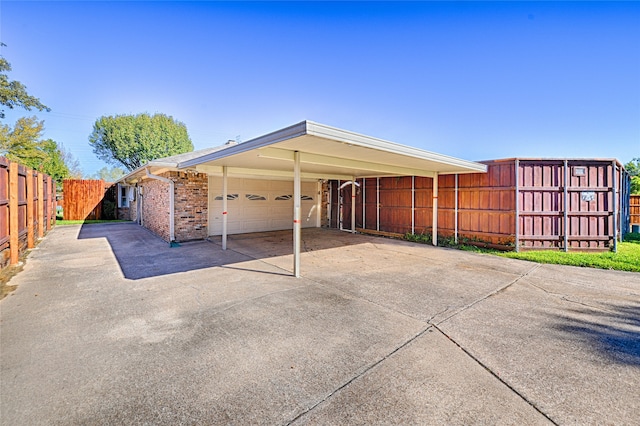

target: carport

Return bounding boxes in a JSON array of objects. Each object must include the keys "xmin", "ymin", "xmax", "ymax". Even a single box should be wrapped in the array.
[{"xmin": 178, "ymin": 120, "xmax": 487, "ymax": 277}]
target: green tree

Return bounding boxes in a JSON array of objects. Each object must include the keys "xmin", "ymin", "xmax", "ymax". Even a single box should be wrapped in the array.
[
  {"xmin": 89, "ymin": 113, "xmax": 193, "ymax": 171},
  {"xmin": 0, "ymin": 50, "xmax": 50, "ymax": 119},
  {"xmin": 0, "ymin": 117, "xmax": 77, "ymax": 183},
  {"xmin": 624, "ymin": 158, "xmax": 639, "ymax": 195},
  {"xmin": 92, "ymin": 166, "xmax": 126, "ymax": 182},
  {"xmin": 0, "ymin": 116, "xmax": 46, "ymax": 163}
]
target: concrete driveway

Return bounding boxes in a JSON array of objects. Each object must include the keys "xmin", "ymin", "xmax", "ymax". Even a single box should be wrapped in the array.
[{"xmin": 1, "ymin": 223, "xmax": 638, "ymax": 425}]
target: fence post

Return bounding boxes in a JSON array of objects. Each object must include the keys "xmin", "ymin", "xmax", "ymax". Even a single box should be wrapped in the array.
[
  {"xmin": 51, "ymin": 178, "xmax": 57, "ymax": 226},
  {"xmin": 37, "ymin": 172, "xmax": 44, "ymax": 238},
  {"xmin": 26, "ymin": 168, "xmax": 35, "ymax": 248},
  {"xmin": 9, "ymin": 161, "xmax": 19, "ymax": 265}
]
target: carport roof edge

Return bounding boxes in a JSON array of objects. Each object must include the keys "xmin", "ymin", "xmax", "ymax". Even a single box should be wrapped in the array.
[{"xmin": 119, "ymin": 120, "xmax": 487, "ymax": 184}]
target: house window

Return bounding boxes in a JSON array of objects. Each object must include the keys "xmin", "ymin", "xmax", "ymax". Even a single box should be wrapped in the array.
[
  {"xmin": 119, "ymin": 185, "xmax": 130, "ymax": 208},
  {"xmin": 245, "ymin": 194, "xmax": 267, "ymax": 201},
  {"xmin": 214, "ymin": 194, "xmax": 239, "ymax": 201},
  {"xmin": 275, "ymin": 194, "xmax": 314, "ymax": 201}
]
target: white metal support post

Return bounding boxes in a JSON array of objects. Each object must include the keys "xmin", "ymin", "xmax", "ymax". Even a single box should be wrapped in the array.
[
  {"xmin": 454, "ymin": 174, "xmax": 459, "ymax": 244},
  {"xmin": 432, "ymin": 173, "xmax": 438, "ymax": 246},
  {"xmin": 362, "ymin": 179, "xmax": 366, "ymax": 230},
  {"xmin": 222, "ymin": 166, "xmax": 228, "ymax": 250},
  {"xmin": 376, "ymin": 177, "xmax": 380, "ymax": 231},
  {"xmin": 293, "ymin": 151, "xmax": 302, "ymax": 277}
]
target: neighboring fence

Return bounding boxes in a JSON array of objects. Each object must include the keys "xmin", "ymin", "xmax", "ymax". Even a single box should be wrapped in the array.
[
  {"xmin": 62, "ymin": 180, "xmax": 116, "ymax": 220},
  {"xmin": 1, "ymin": 156, "xmax": 56, "ymax": 269},
  {"xmin": 329, "ymin": 158, "xmax": 630, "ymax": 252},
  {"xmin": 631, "ymin": 195, "xmax": 640, "ymax": 227}
]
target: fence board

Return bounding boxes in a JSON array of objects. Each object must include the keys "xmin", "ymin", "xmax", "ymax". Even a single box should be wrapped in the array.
[
  {"xmin": 327, "ymin": 158, "xmax": 629, "ymax": 251},
  {"xmin": 63, "ymin": 180, "xmax": 110, "ymax": 220},
  {"xmin": 0, "ymin": 157, "xmax": 55, "ymax": 269},
  {"xmin": 631, "ymin": 195, "xmax": 640, "ymax": 226}
]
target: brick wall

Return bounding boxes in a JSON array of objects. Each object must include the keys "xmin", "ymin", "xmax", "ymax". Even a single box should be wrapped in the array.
[
  {"xmin": 170, "ymin": 171, "xmax": 208, "ymax": 241},
  {"xmin": 321, "ymin": 180, "xmax": 330, "ymax": 227},
  {"xmin": 141, "ymin": 178, "xmax": 171, "ymax": 242},
  {"xmin": 138, "ymin": 171, "xmax": 208, "ymax": 242}
]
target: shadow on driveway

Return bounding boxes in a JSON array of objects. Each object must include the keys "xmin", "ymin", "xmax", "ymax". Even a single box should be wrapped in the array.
[
  {"xmin": 76, "ymin": 222, "xmax": 358, "ymax": 280},
  {"xmin": 552, "ymin": 301, "xmax": 640, "ymax": 366}
]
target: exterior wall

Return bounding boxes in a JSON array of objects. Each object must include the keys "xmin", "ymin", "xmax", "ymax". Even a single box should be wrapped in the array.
[
  {"xmin": 328, "ymin": 158, "xmax": 628, "ymax": 251},
  {"xmin": 141, "ymin": 178, "xmax": 171, "ymax": 242},
  {"xmin": 171, "ymin": 171, "xmax": 208, "ymax": 241},
  {"xmin": 117, "ymin": 206, "xmax": 130, "ymax": 221},
  {"xmin": 138, "ymin": 171, "xmax": 208, "ymax": 243},
  {"xmin": 321, "ymin": 180, "xmax": 330, "ymax": 227}
]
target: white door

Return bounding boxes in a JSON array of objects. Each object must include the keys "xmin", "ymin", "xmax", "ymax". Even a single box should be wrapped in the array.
[{"xmin": 208, "ymin": 177, "xmax": 320, "ymax": 236}]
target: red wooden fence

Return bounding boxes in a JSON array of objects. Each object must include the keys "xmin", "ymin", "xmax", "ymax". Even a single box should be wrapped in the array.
[
  {"xmin": 62, "ymin": 179, "xmax": 112, "ymax": 221},
  {"xmin": 329, "ymin": 158, "xmax": 629, "ymax": 251},
  {"xmin": 631, "ymin": 195, "xmax": 640, "ymax": 227},
  {"xmin": 1, "ymin": 156, "xmax": 56, "ymax": 270}
]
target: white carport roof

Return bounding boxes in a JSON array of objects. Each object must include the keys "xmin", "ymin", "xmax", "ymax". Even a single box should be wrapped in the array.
[
  {"xmin": 178, "ymin": 120, "xmax": 486, "ymax": 180},
  {"xmin": 120, "ymin": 120, "xmax": 487, "ymax": 278}
]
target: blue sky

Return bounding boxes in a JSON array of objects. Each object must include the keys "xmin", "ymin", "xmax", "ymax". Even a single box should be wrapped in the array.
[{"xmin": 1, "ymin": 1, "xmax": 638, "ymax": 176}]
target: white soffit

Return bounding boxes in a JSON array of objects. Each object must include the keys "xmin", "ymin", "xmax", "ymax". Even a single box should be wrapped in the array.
[{"xmin": 179, "ymin": 120, "xmax": 487, "ymax": 178}]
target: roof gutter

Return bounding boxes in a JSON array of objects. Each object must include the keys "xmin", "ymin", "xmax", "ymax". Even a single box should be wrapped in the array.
[{"xmin": 145, "ymin": 167, "xmax": 178, "ymax": 247}]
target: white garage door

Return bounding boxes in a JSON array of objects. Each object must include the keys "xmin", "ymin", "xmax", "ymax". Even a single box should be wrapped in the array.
[{"xmin": 208, "ymin": 177, "xmax": 320, "ymax": 236}]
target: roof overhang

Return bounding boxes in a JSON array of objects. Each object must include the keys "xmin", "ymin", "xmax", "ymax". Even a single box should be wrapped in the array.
[
  {"xmin": 120, "ymin": 120, "xmax": 486, "ymax": 184},
  {"xmin": 180, "ymin": 120, "xmax": 486, "ymax": 181}
]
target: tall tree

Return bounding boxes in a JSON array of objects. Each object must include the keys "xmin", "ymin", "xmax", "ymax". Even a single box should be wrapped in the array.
[
  {"xmin": 89, "ymin": 113, "xmax": 193, "ymax": 170},
  {"xmin": 0, "ymin": 117, "xmax": 78, "ymax": 183},
  {"xmin": 0, "ymin": 48, "xmax": 50, "ymax": 119}
]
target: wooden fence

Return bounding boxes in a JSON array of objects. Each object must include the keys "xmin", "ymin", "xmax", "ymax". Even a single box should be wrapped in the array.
[
  {"xmin": 329, "ymin": 158, "xmax": 630, "ymax": 251},
  {"xmin": 631, "ymin": 194, "xmax": 640, "ymax": 227},
  {"xmin": 1, "ymin": 156, "xmax": 56, "ymax": 269},
  {"xmin": 62, "ymin": 179, "xmax": 116, "ymax": 221}
]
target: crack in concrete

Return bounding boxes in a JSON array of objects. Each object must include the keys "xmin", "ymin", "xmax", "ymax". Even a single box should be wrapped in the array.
[
  {"xmin": 526, "ymin": 281, "xmax": 625, "ymax": 315},
  {"xmin": 286, "ymin": 324, "xmax": 433, "ymax": 425},
  {"xmin": 431, "ymin": 324, "xmax": 559, "ymax": 426},
  {"xmin": 435, "ymin": 263, "xmax": 542, "ymax": 326}
]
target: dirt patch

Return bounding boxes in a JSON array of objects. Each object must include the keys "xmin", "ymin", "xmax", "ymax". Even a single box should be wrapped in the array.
[{"xmin": 0, "ymin": 263, "xmax": 22, "ymax": 300}]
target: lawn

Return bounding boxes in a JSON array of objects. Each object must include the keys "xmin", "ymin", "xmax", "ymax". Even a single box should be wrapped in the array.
[
  {"xmin": 56, "ymin": 219, "xmax": 130, "ymax": 226},
  {"xmin": 498, "ymin": 238, "xmax": 640, "ymax": 272},
  {"xmin": 406, "ymin": 232, "xmax": 640, "ymax": 273}
]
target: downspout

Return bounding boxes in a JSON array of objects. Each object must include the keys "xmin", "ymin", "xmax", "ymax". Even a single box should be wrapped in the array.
[
  {"xmin": 454, "ymin": 174, "xmax": 459, "ymax": 244},
  {"xmin": 145, "ymin": 168, "xmax": 178, "ymax": 247}
]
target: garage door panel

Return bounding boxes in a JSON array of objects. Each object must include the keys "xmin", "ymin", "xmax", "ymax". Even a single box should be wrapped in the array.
[{"xmin": 208, "ymin": 176, "xmax": 319, "ymax": 236}]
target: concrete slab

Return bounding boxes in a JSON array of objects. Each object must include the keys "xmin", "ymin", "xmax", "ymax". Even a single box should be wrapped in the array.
[
  {"xmin": 294, "ymin": 328, "xmax": 550, "ymax": 425},
  {"xmin": 1, "ymin": 223, "xmax": 638, "ymax": 425},
  {"xmin": 438, "ymin": 265, "xmax": 640, "ymax": 425}
]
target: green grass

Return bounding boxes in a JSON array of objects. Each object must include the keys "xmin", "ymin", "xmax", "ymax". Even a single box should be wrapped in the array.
[
  {"xmin": 498, "ymin": 239, "xmax": 640, "ymax": 272},
  {"xmin": 405, "ymin": 231, "xmax": 640, "ymax": 272},
  {"xmin": 56, "ymin": 219, "xmax": 130, "ymax": 226}
]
